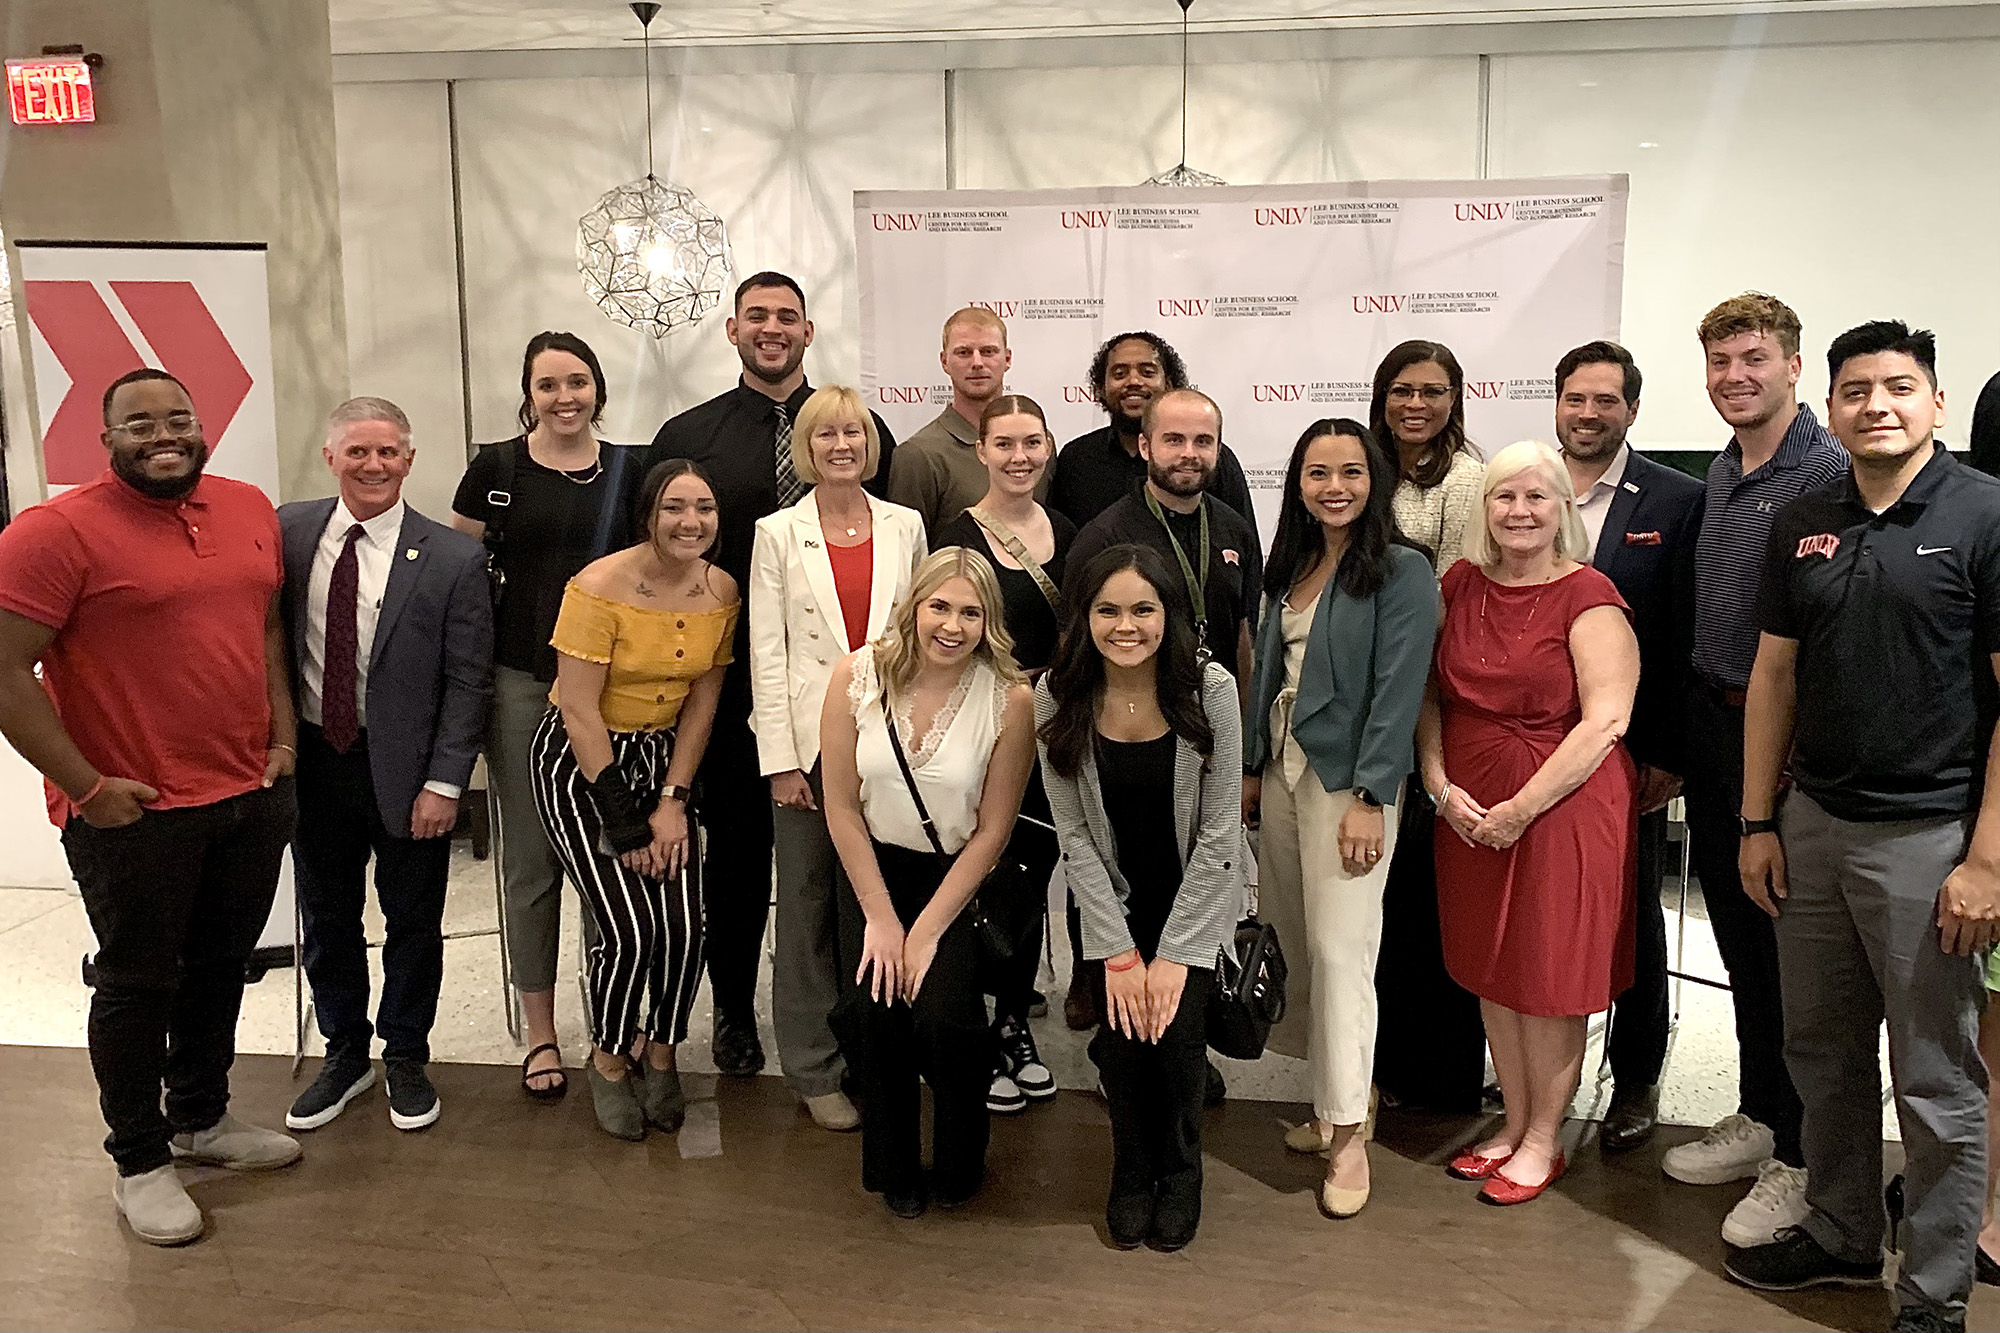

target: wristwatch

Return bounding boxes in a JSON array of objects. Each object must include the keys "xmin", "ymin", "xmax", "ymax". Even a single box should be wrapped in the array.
[
  {"xmin": 1739, "ymin": 816, "xmax": 1779, "ymax": 837},
  {"xmin": 1353, "ymin": 788, "xmax": 1383, "ymax": 809},
  {"xmin": 660, "ymin": 784, "xmax": 694, "ymax": 806}
]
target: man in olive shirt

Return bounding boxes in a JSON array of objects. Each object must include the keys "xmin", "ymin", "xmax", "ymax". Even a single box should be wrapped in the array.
[{"xmin": 888, "ymin": 307, "xmax": 1048, "ymax": 537}]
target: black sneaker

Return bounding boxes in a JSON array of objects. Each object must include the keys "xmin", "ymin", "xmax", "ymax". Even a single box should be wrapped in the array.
[
  {"xmin": 987, "ymin": 1049, "xmax": 1026, "ymax": 1115},
  {"xmin": 1204, "ymin": 1060, "xmax": 1227, "ymax": 1107},
  {"xmin": 385, "ymin": 1060, "xmax": 441, "ymax": 1131},
  {"xmin": 712, "ymin": 1010, "xmax": 766, "ymax": 1077},
  {"xmin": 883, "ymin": 1180, "xmax": 927, "ymax": 1219},
  {"xmin": 285, "ymin": 1057, "xmax": 375, "ymax": 1130},
  {"xmin": 1892, "ymin": 1306, "xmax": 1965, "ymax": 1333},
  {"xmin": 996, "ymin": 1016, "xmax": 1056, "ymax": 1100},
  {"xmin": 1722, "ymin": 1226, "xmax": 1884, "ymax": 1292}
]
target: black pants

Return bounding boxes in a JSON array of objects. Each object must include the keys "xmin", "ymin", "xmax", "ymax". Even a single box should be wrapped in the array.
[
  {"xmin": 62, "ymin": 779, "xmax": 296, "ymax": 1176},
  {"xmin": 849, "ymin": 841, "xmax": 989, "ymax": 1199},
  {"xmin": 1608, "ymin": 806, "xmax": 1671, "ymax": 1090},
  {"xmin": 1372, "ymin": 794, "xmax": 1487, "ymax": 1112},
  {"xmin": 698, "ymin": 700, "xmax": 773, "ymax": 1022},
  {"xmin": 990, "ymin": 765, "xmax": 1058, "ymax": 1022},
  {"xmin": 1684, "ymin": 680, "xmax": 1804, "ymax": 1165},
  {"xmin": 294, "ymin": 724, "xmax": 451, "ymax": 1065},
  {"xmin": 1091, "ymin": 961, "xmax": 1213, "ymax": 1199}
]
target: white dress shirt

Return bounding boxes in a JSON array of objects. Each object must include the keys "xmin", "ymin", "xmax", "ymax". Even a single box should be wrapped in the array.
[
  {"xmin": 302, "ymin": 499, "xmax": 458, "ymax": 798},
  {"xmin": 1574, "ymin": 445, "xmax": 1631, "ymax": 562}
]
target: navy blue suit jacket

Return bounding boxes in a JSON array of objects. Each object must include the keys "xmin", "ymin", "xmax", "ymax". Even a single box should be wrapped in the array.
[
  {"xmin": 280, "ymin": 498, "xmax": 494, "ymax": 831},
  {"xmin": 1588, "ymin": 451, "xmax": 1704, "ymax": 777}
]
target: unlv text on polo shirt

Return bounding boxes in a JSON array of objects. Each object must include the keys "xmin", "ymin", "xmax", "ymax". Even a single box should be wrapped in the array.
[
  {"xmin": 1756, "ymin": 446, "xmax": 2000, "ymax": 822},
  {"xmin": 0, "ymin": 470, "xmax": 283, "ymax": 824}
]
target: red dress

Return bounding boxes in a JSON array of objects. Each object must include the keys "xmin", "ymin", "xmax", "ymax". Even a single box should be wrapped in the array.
[{"xmin": 1433, "ymin": 561, "xmax": 1637, "ymax": 1017}]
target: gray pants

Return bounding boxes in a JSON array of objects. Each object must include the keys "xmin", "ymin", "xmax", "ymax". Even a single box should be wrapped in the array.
[
  {"xmin": 490, "ymin": 665, "xmax": 569, "ymax": 991},
  {"xmin": 1776, "ymin": 792, "xmax": 1987, "ymax": 1318},
  {"xmin": 772, "ymin": 765, "xmax": 862, "ymax": 1099}
]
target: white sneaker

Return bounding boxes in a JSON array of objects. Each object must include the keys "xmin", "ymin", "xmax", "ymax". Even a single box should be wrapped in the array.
[
  {"xmin": 113, "ymin": 1165, "xmax": 204, "ymax": 1245},
  {"xmin": 1721, "ymin": 1160, "xmax": 1810, "ymax": 1248},
  {"xmin": 987, "ymin": 1068, "xmax": 1026, "ymax": 1114},
  {"xmin": 1662, "ymin": 1113, "xmax": 1775, "ymax": 1185}
]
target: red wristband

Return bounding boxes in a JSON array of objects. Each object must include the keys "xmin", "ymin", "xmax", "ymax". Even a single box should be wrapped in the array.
[
  {"xmin": 74, "ymin": 776, "xmax": 105, "ymax": 808},
  {"xmin": 1104, "ymin": 952, "xmax": 1141, "ymax": 973}
]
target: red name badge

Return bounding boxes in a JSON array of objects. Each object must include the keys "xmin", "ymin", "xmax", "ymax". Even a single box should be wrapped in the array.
[{"xmin": 1624, "ymin": 531, "xmax": 1662, "ymax": 546}]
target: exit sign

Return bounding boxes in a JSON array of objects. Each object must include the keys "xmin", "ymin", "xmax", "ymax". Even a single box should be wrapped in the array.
[{"xmin": 7, "ymin": 58, "xmax": 95, "ymax": 126}]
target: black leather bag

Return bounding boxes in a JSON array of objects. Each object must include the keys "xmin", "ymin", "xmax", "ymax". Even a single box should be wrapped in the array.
[{"xmin": 1206, "ymin": 916, "xmax": 1287, "ymax": 1060}]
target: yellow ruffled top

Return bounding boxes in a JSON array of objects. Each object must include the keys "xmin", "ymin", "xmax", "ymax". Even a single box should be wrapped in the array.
[{"xmin": 548, "ymin": 583, "xmax": 737, "ymax": 732}]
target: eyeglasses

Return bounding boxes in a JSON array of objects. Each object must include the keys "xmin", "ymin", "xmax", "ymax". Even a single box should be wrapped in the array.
[
  {"xmin": 1386, "ymin": 385, "xmax": 1452, "ymax": 405},
  {"xmin": 111, "ymin": 413, "xmax": 201, "ymax": 443}
]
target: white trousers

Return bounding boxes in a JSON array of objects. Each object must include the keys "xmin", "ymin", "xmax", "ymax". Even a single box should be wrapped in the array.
[{"xmin": 1258, "ymin": 762, "xmax": 1400, "ymax": 1126}]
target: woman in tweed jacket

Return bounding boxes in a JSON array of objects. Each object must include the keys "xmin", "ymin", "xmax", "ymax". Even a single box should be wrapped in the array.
[{"xmin": 1035, "ymin": 543, "xmax": 1244, "ymax": 1254}]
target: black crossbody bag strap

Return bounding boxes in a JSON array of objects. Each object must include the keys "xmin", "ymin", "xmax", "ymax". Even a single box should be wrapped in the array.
[{"xmin": 880, "ymin": 692, "xmax": 951, "ymax": 862}]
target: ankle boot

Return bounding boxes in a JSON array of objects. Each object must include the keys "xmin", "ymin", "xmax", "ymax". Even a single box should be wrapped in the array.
[
  {"xmin": 587, "ymin": 1062, "xmax": 646, "ymax": 1141},
  {"xmin": 639, "ymin": 1064, "xmax": 686, "ymax": 1133}
]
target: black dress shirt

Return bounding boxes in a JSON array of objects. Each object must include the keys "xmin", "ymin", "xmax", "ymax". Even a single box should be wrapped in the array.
[{"xmin": 1049, "ymin": 425, "xmax": 1260, "ymax": 554}]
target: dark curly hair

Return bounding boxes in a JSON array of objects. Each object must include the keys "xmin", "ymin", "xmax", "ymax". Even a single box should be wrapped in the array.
[{"xmin": 1088, "ymin": 332, "xmax": 1189, "ymax": 414}]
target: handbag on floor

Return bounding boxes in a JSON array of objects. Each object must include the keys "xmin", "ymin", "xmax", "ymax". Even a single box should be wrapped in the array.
[{"xmin": 1206, "ymin": 916, "xmax": 1287, "ymax": 1060}]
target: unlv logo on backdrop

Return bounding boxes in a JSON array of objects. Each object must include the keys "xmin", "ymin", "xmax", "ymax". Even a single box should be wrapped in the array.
[
  {"xmin": 1351, "ymin": 294, "xmax": 1407, "ymax": 315},
  {"xmin": 1254, "ymin": 207, "xmax": 1308, "ymax": 227},
  {"xmin": 1060, "ymin": 210, "xmax": 1111, "ymax": 230},
  {"xmin": 968, "ymin": 300, "xmax": 1019, "ymax": 318},
  {"xmin": 1464, "ymin": 380, "xmax": 1503, "ymax": 400},
  {"xmin": 1157, "ymin": 298, "xmax": 1208, "ymax": 317},
  {"xmin": 871, "ymin": 212, "xmax": 923, "ymax": 231},
  {"xmin": 1062, "ymin": 386, "xmax": 1096, "ymax": 404},
  {"xmin": 878, "ymin": 386, "xmax": 929, "ymax": 405},
  {"xmin": 1252, "ymin": 384, "xmax": 1305, "ymax": 403},
  {"xmin": 27, "ymin": 279, "xmax": 253, "ymax": 486},
  {"xmin": 1455, "ymin": 202, "xmax": 1510, "ymax": 222}
]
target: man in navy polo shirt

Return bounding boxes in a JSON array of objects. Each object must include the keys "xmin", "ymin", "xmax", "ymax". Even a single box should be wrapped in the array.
[{"xmin": 1728, "ymin": 322, "xmax": 2000, "ymax": 1333}]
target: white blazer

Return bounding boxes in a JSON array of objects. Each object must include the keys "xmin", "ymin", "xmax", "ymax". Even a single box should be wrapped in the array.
[{"xmin": 749, "ymin": 489, "xmax": 928, "ymax": 776}]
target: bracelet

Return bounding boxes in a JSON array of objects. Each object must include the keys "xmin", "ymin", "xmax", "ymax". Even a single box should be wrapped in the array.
[
  {"xmin": 271, "ymin": 744, "xmax": 296, "ymax": 756},
  {"xmin": 1436, "ymin": 781, "xmax": 1453, "ymax": 808},
  {"xmin": 73, "ymin": 775, "xmax": 105, "ymax": 807},
  {"xmin": 1104, "ymin": 952, "xmax": 1141, "ymax": 973}
]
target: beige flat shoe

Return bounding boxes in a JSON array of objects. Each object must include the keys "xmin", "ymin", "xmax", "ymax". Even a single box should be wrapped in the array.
[
  {"xmin": 1284, "ymin": 1120, "xmax": 1335, "ymax": 1155},
  {"xmin": 805, "ymin": 1090, "xmax": 861, "ymax": 1132},
  {"xmin": 1318, "ymin": 1178, "xmax": 1370, "ymax": 1220}
]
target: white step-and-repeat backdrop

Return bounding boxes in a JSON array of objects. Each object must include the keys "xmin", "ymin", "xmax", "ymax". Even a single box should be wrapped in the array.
[{"xmin": 856, "ymin": 176, "xmax": 1628, "ymax": 542}]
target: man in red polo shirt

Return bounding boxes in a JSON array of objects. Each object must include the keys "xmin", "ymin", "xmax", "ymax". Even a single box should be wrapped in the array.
[{"xmin": 0, "ymin": 368, "xmax": 303, "ymax": 1246}]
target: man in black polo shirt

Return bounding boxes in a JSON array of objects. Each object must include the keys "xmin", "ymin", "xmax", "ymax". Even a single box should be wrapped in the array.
[
  {"xmin": 1065, "ymin": 387, "xmax": 1260, "ymax": 685},
  {"xmin": 645, "ymin": 270, "xmax": 898, "ymax": 1076},
  {"xmin": 1727, "ymin": 322, "xmax": 2000, "ymax": 1333},
  {"xmin": 1049, "ymin": 331, "xmax": 1260, "ymax": 540}
]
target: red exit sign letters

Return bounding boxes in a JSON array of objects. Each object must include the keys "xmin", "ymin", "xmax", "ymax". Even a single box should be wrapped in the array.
[{"xmin": 8, "ymin": 58, "xmax": 95, "ymax": 126}]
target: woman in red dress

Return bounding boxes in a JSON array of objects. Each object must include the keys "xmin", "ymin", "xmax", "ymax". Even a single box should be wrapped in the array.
[{"xmin": 1416, "ymin": 440, "xmax": 1640, "ymax": 1206}]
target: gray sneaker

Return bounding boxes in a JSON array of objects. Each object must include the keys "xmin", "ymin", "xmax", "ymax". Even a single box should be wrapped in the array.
[
  {"xmin": 170, "ymin": 1114, "xmax": 303, "ymax": 1171},
  {"xmin": 112, "ymin": 1164, "xmax": 204, "ymax": 1245}
]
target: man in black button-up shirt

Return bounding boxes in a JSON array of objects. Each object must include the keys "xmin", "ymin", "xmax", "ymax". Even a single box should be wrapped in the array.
[
  {"xmin": 1730, "ymin": 322, "xmax": 2000, "ymax": 1323},
  {"xmin": 644, "ymin": 271, "xmax": 898, "ymax": 1077}
]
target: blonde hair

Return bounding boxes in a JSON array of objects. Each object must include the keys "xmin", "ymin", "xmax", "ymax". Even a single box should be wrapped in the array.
[
  {"xmin": 874, "ymin": 546, "xmax": 1025, "ymax": 697},
  {"xmin": 790, "ymin": 385, "xmax": 881, "ymax": 485},
  {"xmin": 1462, "ymin": 440, "xmax": 1589, "ymax": 568},
  {"xmin": 942, "ymin": 306, "xmax": 1008, "ymax": 350}
]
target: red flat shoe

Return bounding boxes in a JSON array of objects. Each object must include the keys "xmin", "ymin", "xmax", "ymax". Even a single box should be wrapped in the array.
[
  {"xmin": 1446, "ymin": 1147, "xmax": 1514, "ymax": 1181},
  {"xmin": 1479, "ymin": 1153, "xmax": 1566, "ymax": 1205}
]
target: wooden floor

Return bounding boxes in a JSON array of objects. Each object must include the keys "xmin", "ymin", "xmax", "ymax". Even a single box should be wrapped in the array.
[{"xmin": 4, "ymin": 1045, "xmax": 1995, "ymax": 1333}]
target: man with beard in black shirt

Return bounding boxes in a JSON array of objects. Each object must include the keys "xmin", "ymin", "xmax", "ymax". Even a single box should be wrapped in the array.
[{"xmin": 645, "ymin": 271, "xmax": 898, "ymax": 1077}]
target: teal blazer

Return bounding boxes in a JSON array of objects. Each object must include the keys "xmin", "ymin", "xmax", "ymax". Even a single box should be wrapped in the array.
[{"xmin": 1242, "ymin": 543, "xmax": 1438, "ymax": 804}]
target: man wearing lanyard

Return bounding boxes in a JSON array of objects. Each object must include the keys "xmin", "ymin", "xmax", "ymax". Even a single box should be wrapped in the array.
[{"xmin": 645, "ymin": 270, "xmax": 899, "ymax": 1077}]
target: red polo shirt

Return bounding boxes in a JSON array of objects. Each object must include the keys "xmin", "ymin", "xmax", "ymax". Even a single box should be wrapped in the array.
[{"xmin": 0, "ymin": 470, "xmax": 283, "ymax": 825}]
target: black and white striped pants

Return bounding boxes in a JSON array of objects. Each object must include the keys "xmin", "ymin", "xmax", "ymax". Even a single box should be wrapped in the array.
[{"xmin": 528, "ymin": 709, "xmax": 705, "ymax": 1053}]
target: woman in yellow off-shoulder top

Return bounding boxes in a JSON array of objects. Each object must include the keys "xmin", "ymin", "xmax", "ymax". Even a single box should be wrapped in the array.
[{"xmin": 529, "ymin": 459, "xmax": 738, "ymax": 1141}]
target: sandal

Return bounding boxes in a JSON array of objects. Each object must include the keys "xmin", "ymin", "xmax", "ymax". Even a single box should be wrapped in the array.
[{"xmin": 521, "ymin": 1043, "xmax": 568, "ymax": 1102}]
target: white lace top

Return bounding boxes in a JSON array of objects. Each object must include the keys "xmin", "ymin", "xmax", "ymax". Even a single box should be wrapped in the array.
[{"xmin": 846, "ymin": 643, "xmax": 1008, "ymax": 854}]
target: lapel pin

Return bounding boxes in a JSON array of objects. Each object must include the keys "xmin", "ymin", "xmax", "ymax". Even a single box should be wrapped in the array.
[{"xmin": 405, "ymin": 548, "xmax": 419, "ymax": 560}]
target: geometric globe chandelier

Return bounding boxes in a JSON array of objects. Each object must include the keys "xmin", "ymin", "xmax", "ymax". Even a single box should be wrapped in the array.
[
  {"xmin": 1141, "ymin": 0, "xmax": 1227, "ymax": 188},
  {"xmin": 577, "ymin": 2, "xmax": 733, "ymax": 337}
]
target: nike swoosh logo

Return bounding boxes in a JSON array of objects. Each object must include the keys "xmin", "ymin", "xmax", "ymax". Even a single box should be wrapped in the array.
[{"xmin": 1917, "ymin": 545, "xmax": 1951, "ymax": 556}]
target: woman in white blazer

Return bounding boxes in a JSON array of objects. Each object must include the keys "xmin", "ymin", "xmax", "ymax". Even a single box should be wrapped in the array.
[{"xmin": 750, "ymin": 384, "xmax": 928, "ymax": 1132}]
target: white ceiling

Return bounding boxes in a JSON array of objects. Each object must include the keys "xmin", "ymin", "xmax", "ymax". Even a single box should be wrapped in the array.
[{"xmin": 328, "ymin": 0, "xmax": 1987, "ymax": 54}]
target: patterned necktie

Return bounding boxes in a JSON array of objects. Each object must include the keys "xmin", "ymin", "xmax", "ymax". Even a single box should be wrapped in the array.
[
  {"xmin": 322, "ymin": 523, "xmax": 365, "ymax": 754},
  {"xmin": 772, "ymin": 403, "xmax": 809, "ymax": 509}
]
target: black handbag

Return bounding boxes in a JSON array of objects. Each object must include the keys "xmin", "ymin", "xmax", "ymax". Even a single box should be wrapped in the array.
[
  {"xmin": 1206, "ymin": 916, "xmax": 1288, "ymax": 1060},
  {"xmin": 879, "ymin": 693, "xmax": 1040, "ymax": 967}
]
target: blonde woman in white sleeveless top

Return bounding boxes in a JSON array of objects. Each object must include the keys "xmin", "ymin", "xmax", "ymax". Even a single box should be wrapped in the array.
[{"xmin": 819, "ymin": 546, "xmax": 1036, "ymax": 1220}]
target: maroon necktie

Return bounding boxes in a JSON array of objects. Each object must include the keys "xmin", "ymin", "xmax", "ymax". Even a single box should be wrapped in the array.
[{"xmin": 322, "ymin": 524, "xmax": 364, "ymax": 754}]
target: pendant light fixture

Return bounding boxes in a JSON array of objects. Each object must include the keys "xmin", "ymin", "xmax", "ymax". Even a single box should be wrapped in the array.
[
  {"xmin": 577, "ymin": 2, "xmax": 733, "ymax": 337},
  {"xmin": 1142, "ymin": 0, "xmax": 1226, "ymax": 187}
]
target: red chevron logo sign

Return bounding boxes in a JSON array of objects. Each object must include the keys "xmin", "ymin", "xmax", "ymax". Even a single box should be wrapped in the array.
[{"xmin": 25, "ymin": 279, "xmax": 254, "ymax": 485}]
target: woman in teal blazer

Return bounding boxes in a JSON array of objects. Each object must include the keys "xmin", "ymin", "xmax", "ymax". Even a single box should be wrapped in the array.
[{"xmin": 1243, "ymin": 418, "xmax": 1438, "ymax": 1221}]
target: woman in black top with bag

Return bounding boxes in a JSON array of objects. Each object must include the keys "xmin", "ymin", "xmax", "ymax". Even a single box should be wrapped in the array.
[
  {"xmin": 450, "ymin": 330, "xmax": 644, "ymax": 1100},
  {"xmin": 936, "ymin": 394, "xmax": 1071, "ymax": 1115}
]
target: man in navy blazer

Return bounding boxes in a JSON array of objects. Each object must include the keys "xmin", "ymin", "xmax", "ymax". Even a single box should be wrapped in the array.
[
  {"xmin": 278, "ymin": 397, "xmax": 493, "ymax": 1134},
  {"xmin": 1556, "ymin": 342, "xmax": 1704, "ymax": 1153}
]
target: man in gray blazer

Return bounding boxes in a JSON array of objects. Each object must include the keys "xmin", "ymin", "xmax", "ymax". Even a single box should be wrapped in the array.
[{"xmin": 279, "ymin": 397, "xmax": 493, "ymax": 1133}]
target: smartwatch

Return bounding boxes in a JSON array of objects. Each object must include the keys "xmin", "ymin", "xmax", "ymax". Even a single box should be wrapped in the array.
[
  {"xmin": 1353, "ymin": 788, "xmax": 1383, "ymax": 809},
  {"xmin": 1738, "ymin": 816, "xmax": 1779, "ymax": 837},
  {"xmin": 661, "ymin": 784, "xmax": 694, "ymax": 806}
]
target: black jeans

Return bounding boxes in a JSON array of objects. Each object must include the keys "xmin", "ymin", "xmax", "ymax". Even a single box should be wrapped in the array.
[
  {"xmin": 698, "ymin": 702, "xmax": 774, "ymax": 1022},
  {"xmin": 1608, "ymin": 806, "xmax": 1671, "ymax": 1090},
  {"xmin": 1373, "ymin": 794, "xmax": 1488, "ymax": 1112},
  {"xmin": 62, "ymin": 778, "xmax": 296, "ymax": 1176},
  {"xmin": 294, "ymin": 724, "xmax": 451, "ymax": 1066},
  {"xmin": 1090, "ymin": 961, "xmax": 1213, "ymax": 1200},
  {"xmin": 1684, "ymin": 680, "xmax": 1804, "ymax": 1165},
  {"xmin": 846, "ymin": 841, "xmax": 989, "ymax": 1199},
  {"xmin": 989, "ymin": 765, "xmax": 1059, "ymax": 1022}
]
